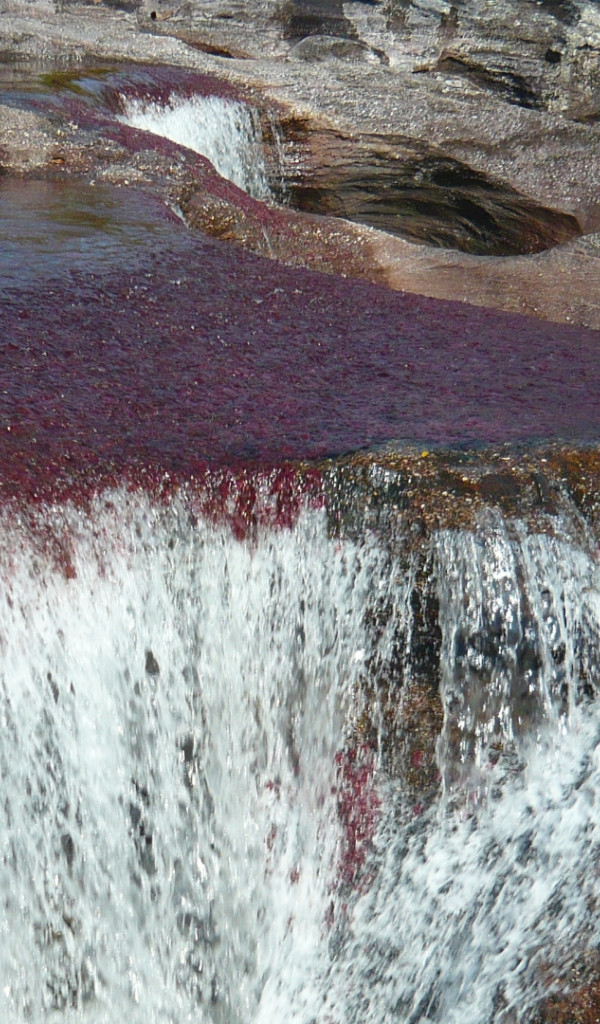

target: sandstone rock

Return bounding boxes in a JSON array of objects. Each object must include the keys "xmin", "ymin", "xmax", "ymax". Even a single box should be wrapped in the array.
[{"xmin": 371, "ymin": 228, "xmax": 600, "ymax": 329}]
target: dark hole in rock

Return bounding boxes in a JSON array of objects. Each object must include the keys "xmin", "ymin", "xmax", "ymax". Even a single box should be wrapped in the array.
[
  {"xmin": 545, "ymin": 47, "xmax": 562, "ymax": 64},
  {"xmin": 279, "ymin": 128, "xmax": 581, "ymax": 256},
  {"xmin": 184, "ymin": 40, "xmax": 243, "ymax": 58},
  {"xmin": 435, "ymin": 54, "xmax": 539, "ymax": 109}
]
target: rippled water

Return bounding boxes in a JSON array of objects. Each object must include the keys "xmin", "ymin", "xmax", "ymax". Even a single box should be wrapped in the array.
[{"xmin": 0, "ymin": 178, "xmax": 180, "ymax": 288}]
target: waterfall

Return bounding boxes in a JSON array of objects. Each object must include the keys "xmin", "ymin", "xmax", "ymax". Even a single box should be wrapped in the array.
[
  {"xmin": 316, "ymin": 515, "xmax": 600, "ymax": 1024},
  {"xmin": 0, "ymin": 486, "xmax": 382, "ymax": 1023},
  {"xmin": 118, "ymin": 94, "xmax": 272, "ymax": 201},
  {"xmin": 2, "ymin": 480, "xmax": 600, "ymax": 1022}
]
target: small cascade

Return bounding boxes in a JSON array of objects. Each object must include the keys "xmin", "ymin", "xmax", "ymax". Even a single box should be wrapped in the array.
[
  {"xmin": 436, "ymin": 517, "xmax": 600, "ymax": 791},
  {"xmin": 1, "ymin": 475, "xmax": 600, "ymax": 1022},
  {"xmin": 118, "ymin": 93, "xmax": 272, "ymax": 201}
]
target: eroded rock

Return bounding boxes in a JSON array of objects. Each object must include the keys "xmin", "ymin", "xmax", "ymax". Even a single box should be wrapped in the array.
[
  {"xmin": 1, "ymin": 5, "xmax": 599, "ymax": 327},
  {"xmin": 278, "ymin": 124, "xmax": 581, "ymax": 255}
]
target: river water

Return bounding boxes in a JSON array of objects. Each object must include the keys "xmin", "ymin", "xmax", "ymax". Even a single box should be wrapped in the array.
[{"xmin": 2, "ymin": 78, "xmax": 600, "ymax": 1024}]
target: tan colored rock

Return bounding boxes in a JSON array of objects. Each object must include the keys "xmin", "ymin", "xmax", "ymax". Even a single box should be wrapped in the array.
[{"xmin": 369, "ymin": 228, "xmax": 600, "ymax": 329}]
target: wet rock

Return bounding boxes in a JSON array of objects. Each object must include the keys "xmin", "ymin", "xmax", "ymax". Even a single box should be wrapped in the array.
[
  {"xmin": 536, "ymin": 984, "xmax": 600, "ymax": 1022},
  {"xmin": 533, "ymin": 954, "xmax": 600, "ymax": 1023},
  {"xmin": 335, "ymin": 746, "xmax": 381, "ymax": 887},
  {"xmin": 324, "ymin": 447, "xmax": 594, "ymax": 537},
  {"xmin": 323, "ymin": 444, "xmax": 600, "ymax": 809}
]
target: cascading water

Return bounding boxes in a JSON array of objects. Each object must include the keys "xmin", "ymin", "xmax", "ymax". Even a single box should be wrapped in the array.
[
  {"xmin": 2, "ymin": 476, "xmax": 600, "ymax": 1023},
  {"xmin": 117, "ymin": 94, "xmax": 272, "ymax": 201},
  {"xmin": 316, "ymin": 514, "xmax": 600, "ymax": 1024},
  {"xmin": 3, "ymin": 56, "xmax": 600, "ymax": 1024},
  {"xmin": 0, "ymin": 486, "xmax": 384, "ymax": 1023}
]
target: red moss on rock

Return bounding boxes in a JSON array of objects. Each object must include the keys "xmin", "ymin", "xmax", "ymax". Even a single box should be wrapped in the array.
[
  {"xmin": 2, "ymin": 177, "xmax": 600, "ymax": 511},
  {"xmin": 334, "ymin": 745, "xmax": 381, "ymax": 888}
]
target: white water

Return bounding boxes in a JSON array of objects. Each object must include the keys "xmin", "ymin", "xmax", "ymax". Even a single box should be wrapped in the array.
[
  {"xmin": 0, "ymin": 489, "xmax": 385, "ymax": 1023},
  {"xmin": 2, "ymin": 488, "xmax": 600, "ymax": 1022},
  {"xmin": 118, "ymin": 94, "xmax": 272, "ymax": 201},
  {"xmin": 318, "ymin": 517, "xmax": 600, "ymax": 1024}
]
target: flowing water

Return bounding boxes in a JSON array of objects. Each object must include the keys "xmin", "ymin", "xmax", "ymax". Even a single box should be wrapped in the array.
[
  {"xmin": 118, "ymin": 93, "xmax": 272, "ymax": 201},
  {"xmin": 0, "ymin": 487, "xmax": 380, "ymax": 1023},
  {"xmin": 4, "ymin": 70, "xmax": 600, "ymax": 1024},
  {"xmin": 1, "ymin": 481, "xmax": 600, "ymax": 1023},
  {"xmin": 319, "ymin": 515, "xmax": 600, "ymax": 1024}
]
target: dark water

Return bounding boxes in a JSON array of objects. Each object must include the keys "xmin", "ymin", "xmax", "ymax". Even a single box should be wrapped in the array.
[
  {"xmin": 1, "ymin": 178, "xmax": 600, "ymax": 500},
  {"xmin": 0, "ymin": 178, "xmax": 180, "ymax": 287}
]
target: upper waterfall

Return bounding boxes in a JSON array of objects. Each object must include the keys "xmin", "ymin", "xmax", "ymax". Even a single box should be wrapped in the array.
[{"xmin": 118, "ymin": 93, "xmax": 272, "ymax": 201}]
